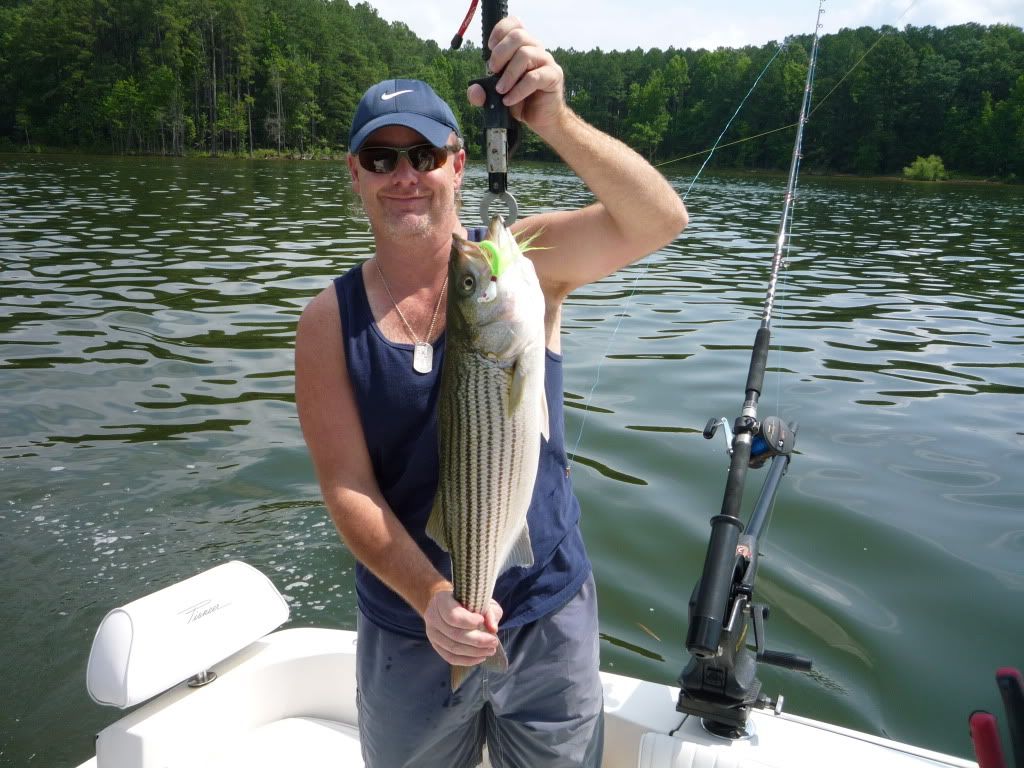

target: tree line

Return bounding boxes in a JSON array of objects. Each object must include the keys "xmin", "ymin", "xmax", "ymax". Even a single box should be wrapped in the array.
[{"xmin": 1, "ymin": 0, "xmax": 1021, "ymax": 178}]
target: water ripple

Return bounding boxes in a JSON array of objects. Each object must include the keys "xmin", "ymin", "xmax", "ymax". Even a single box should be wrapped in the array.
[{"xmin": 1, "ymin": 157, "xmax": 1022, "ymax": 764}]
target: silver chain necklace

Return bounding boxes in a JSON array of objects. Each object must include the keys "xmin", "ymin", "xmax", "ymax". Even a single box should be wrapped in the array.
[{"xmin": 374, "ymin": 260, "xmax": 448, "ymax": 374}]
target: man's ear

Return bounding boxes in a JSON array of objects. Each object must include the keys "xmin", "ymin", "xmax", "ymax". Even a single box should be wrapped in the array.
[
  {"xmin": 452, "ymin": 146, "xmax": 466, "ymax": 190},
  {"xmin": 346, "ymin": 153, "xmax": 360, "ymax": 194}
]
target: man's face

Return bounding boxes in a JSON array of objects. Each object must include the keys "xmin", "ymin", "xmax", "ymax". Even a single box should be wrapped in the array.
[{"xmin": 347, "ymin": 125, "xmax": 465, "ymax": 241}]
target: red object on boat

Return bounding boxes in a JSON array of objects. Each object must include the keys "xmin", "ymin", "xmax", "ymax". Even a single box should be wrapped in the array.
[{"xmin": 970, "ymin": 710, "xmax": 1006, "ymax": 768}]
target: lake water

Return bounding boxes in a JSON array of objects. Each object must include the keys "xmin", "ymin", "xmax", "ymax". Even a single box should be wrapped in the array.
[{"xmin": 1, "ymin": 154, "xmax": 1021, "ymax": 766}]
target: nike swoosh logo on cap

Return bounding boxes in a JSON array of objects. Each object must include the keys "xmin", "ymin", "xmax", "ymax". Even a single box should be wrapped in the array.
[{"xmin": 381, "ymin": 90, "xmax": 414, "ymax": 101}]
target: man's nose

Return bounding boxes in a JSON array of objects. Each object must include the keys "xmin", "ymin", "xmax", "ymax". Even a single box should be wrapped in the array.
[{"xmin": 391, "ymin": 154, "xmax": 420, "ymax": 180}]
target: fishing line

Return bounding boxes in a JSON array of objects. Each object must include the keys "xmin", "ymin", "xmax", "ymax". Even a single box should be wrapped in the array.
[
  {"xmin": 760, "ymin": 0, "xmax": 822, "ymax": 416},
  {"xmin": 655, "ymin": 0, "xmax": 921, "ymax": 172},
  {"xmin": 766, "ymin": 101, "xmax": 811, "ymax": 417},
  {"xmin": 681, "ymin": 43, "xmax": 785, "ymax": 199},
  {"xmin": 567, "ymin": 43, "xmax": 786, "ymax": 465},
  {"xmin": 807, "ymin": 0, "xmax": 921, "ymax": 121},
  {"xmin": 568, "ymin": 0, "xmax": 920, "ymax": 467},
  {"xmin": 769, "ymin": 174, "xmax": 799, "ymax": 420},
  {"xmin": 654, "ymin": 123, "xmax": 796, "ymax": 168},
  {"xmin": 759, "ymin": 13, "xmax": 822, "ymax": 581}
]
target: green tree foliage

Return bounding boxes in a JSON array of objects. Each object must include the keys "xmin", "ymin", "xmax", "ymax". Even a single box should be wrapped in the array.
[
  {"xmin": 103, "ymin": 77, "xmax": 144, "ymax": 153},
  {"xmin": 0, "ymin": 1, "xmax": 1020, "ymax": 177},
  {"xmin": 903, "ymin": 154, "xmax": 948, "ymax": 180},
  {"xmin": 626, "ymin": 70, "xmax": 670, "ymax": 159}
]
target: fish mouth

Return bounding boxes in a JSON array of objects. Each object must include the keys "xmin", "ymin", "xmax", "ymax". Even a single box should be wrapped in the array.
[
  {"xmin": 450, "ymin": 232, "xmax": 492, "ymax": 281},
  {"xmin": 451, "ymin": 232, "xmax": 490, "ymax": 271},
  {"xmin": 486, "ymin": 215, "xmax": 504, "ymax": 242}
]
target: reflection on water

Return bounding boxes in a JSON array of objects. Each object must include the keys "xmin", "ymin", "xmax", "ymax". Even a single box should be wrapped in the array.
[{"xmin": 1, "ymin": 155, "xmax": 1022, "ymax": 765}]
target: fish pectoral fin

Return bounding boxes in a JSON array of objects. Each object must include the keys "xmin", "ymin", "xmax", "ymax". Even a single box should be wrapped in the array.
[
  {"xmin": 425, "ymin": 497, "xmax": 448, "ymax": 552},
  {"xmin": 540, "ymin": 388, "xmax": 550, "ymax": 442},
  {"xmin": 501, "ymin": 526, "xmax": 534, "ymax": 571},
  {"xmin": 508, "ymin": 355, "xmax": 548, "ymax": 440},
  {"xmin": 507, "ymin": 359, "xmax": 527, "ymax": 416}
]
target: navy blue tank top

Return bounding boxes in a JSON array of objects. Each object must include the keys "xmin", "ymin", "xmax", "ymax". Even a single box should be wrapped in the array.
[{"xmin": 334, "ymin": 228, "xmax": 590, "ymax": 638}]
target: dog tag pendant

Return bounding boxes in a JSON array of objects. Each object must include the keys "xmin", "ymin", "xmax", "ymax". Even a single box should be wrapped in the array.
[{"xmin": 413, "ymin": 342, "xmax": 433, "ymax": 374}]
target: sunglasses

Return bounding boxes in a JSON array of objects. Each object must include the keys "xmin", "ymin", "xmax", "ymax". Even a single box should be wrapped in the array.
[{"xmin": 356, "ymin": 144, "xmax": 460, "ymax": 174}]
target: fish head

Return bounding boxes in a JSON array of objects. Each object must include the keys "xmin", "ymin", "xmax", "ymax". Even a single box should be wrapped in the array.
[
  {"xmin": 448, "ymin": 217, "xmax": 544, "ymax": 358},
  {"xmin": 448, "ymin": 231, "xmax": 495, "ymax": 329}
]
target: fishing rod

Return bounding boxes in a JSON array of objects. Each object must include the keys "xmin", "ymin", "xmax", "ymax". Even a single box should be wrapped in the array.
[
  {"xmin": 676, "ymin": 0, "xmax": 825, "ymax": 736},
  {"xmin": 451, "ymin": 0, "xmax": 520, "ymax": 224}
]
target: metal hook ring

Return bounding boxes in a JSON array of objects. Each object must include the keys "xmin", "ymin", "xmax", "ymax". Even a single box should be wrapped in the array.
[{"xmin": 479, "ymin": 191, "xmax": 518, "ymax": 226}]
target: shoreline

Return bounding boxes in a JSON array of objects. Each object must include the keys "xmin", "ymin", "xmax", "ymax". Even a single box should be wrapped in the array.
[{"xmin": 1, "ymin": 148, "xmax": 1019, "ymax": 187}]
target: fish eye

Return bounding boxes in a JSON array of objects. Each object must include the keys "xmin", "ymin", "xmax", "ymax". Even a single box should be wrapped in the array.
[{"xmin": 462, "ymin": 275, "xmax": 475, "ymax": 292}]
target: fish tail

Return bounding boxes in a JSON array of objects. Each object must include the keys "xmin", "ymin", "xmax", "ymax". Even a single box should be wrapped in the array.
[
  {"xmin": 488, "ymin": 639, "xmax": 509, "ymax": 674},
  {"xmin": 451, "ymin": 664, "xmax": 472, "ymax": 691}
]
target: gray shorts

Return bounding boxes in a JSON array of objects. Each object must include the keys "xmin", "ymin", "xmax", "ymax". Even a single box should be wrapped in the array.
[{"xmin": 356, "ymin": 574, "xmax": 603, "ymax": 768}]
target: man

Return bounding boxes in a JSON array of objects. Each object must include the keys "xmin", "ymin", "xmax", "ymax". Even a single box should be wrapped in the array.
[{"xmin": 295, "ymin": 17, "xmax": 687, "ymax": 768}]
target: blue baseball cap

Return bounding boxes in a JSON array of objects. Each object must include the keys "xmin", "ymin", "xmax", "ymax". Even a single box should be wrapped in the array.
[{"xmin": 348, "ymin": 79, "xmax": 462, "ymax": 152}]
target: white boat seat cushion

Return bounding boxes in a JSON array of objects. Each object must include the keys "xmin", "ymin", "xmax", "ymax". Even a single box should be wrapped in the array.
[{"xmin": 87, "ymin": 561, "xmax": 289, "ymax": 709}]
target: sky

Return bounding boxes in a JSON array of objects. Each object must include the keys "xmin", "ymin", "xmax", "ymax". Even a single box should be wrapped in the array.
[{"xmin": 364, "ymin": 0, "xmax": 1024, "ymax": 52}]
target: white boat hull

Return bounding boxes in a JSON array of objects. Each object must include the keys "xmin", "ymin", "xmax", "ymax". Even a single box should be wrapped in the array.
[{"xmin": 76, "ymin": 626, "xmax": 975, "ymax": 768}]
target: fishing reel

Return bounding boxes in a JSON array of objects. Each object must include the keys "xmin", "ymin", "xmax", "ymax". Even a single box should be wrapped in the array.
[{"xmin": 704, "ymin": 414, "xmax": 796, "ymax": 468}]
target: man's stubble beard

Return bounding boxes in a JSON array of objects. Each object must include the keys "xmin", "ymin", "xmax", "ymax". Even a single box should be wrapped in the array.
[{"xmin": 368, "ymin": 188, "xmax": 459, "ymax": 242}]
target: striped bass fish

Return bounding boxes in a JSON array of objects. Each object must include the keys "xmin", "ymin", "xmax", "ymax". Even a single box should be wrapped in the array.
[{"xmin": 426, "ymin": 215, "xmax": 549, "ymax": 691}]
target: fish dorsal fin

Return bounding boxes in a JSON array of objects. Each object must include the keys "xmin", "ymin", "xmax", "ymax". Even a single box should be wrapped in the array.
[
  {"xmin": 425, "ymin": 496, "xmax": 448, "ymax": 553},
  {"xmin": 501, "ymin": 525, "xmax": 534, "ymax": 572}
]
